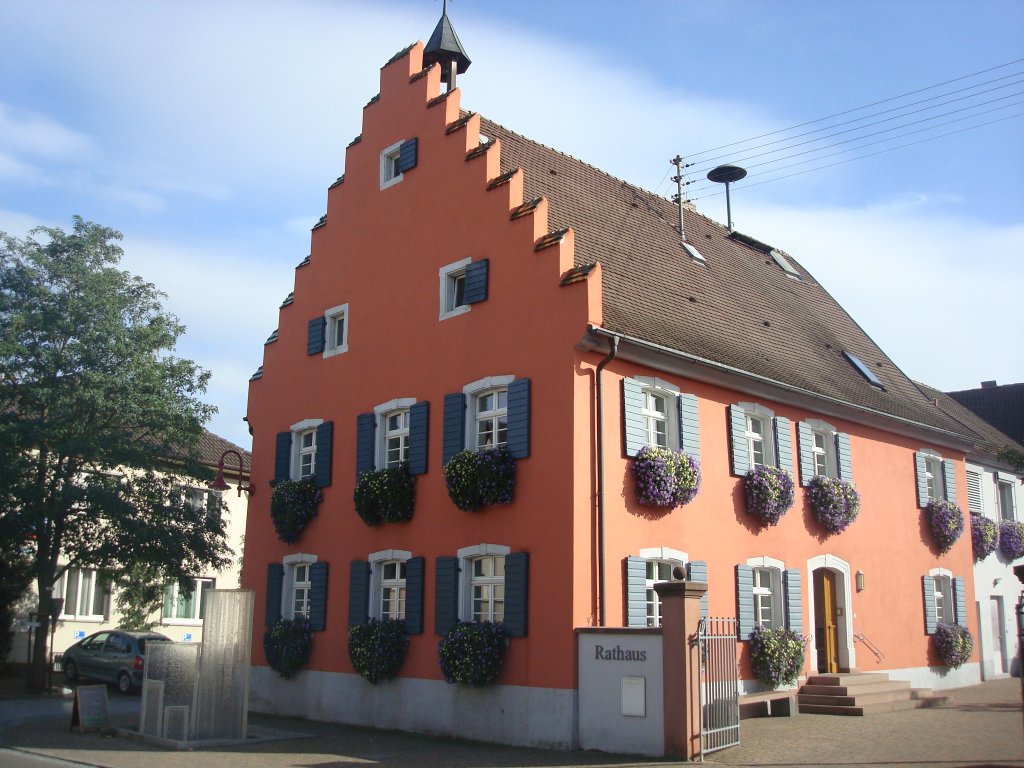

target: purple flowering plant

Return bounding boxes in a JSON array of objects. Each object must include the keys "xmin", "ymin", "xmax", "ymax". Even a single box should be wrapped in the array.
[
  {"xmin": 263, "ymin": 618, "xmax": 313, "ymax": 679},
  {"xmin": 631, "ymin": 446, "xmax": 701, "ymax": 508},
  {"xmin": 743, "ymin": 465, "xmax": 796, "ymax": 527},
  {"xmin": 348, "ymin": 618, "xmax": 409, "ymax": 684},
  {"xmin": 270, "ymin": 478, "xmax": 322, "ymax": 543},
  {"xmin": 438, "ymin": 620, "xmax": 506, "ymax": 687},
  {"xmin": 748, "ymin": 624, "xmax": 806, "ymax": 688},
  {"xmin": 925, "ymin": 499, "xmax": 964, "ymax": 554},
  {"xmin": 353, "ymin": 465, "xmax": 416, "ymax": 526},
  {"xmin": 443, "ymin": 447, "xmax": 515, "ymax": 512},
  {"xmin": 932, "ymin": 622, "xmax": 973, "ymax": 669},
  {"xmin": 970, "ymin": 513, "xmax": 998, "ymax": 560},
  {"xmin": 805, "ymin": 475, "xmax": 860, "ymax": 535},
  {"xmin": 999, "ymin": 520, "xmax": 1024, "ymax": 560}
]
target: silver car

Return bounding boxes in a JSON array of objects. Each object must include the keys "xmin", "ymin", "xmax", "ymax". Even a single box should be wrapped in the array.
[{"xmin": 62, "ymin": 630, "xmax": 170, "ymax": 693}]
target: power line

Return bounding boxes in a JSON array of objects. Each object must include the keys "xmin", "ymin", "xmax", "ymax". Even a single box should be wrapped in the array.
[{"xmin": 685, "ymin": 57, "xmax": 1024, "ymax": 158}]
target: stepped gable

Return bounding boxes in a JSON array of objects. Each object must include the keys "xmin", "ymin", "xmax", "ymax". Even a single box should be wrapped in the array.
[{"xmin": 477, "ymin": 116, "xmax": 968, "ymax": 439}]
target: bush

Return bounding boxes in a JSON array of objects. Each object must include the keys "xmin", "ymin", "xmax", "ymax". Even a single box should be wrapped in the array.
[
  {"xmin": 438, "ymin": 621, "xmax": 506, "ymax": 686},
  {"xmin": 748, "ymin": 624, "xmax": 806, "ymax": 689},
  {"xmin": 743, "ymin": 466, "xmax": 795, "ymax": 527},
  {"xmin": 999, "ymin": 520, "xmax": 1024, "ymax": 560},
  {"xmin": 353, "ymin": 466, "xmax": 416, "ymax": 526},
  {"xmin": 925, "ymin": 499, "xmax": 964, "ymax": 554},
  {"xmin": 348, "ymin": 618, "xmax": 409, "ymax": 684},
  {"xmin": 263, "ymin": 618, "xmax": 313, "ymax": 679},
  {"xmin": 443, "ymin": 448, "xmax": 516, "ymax": 512},
  {"xmin": 806, "ymin": 475, "xmax": 860, "ymax": 534},
  {"xmin": 970, "ymin": 513, "xmax": 998, "ymax": 560},
  {"xmin": 270, "ymin": 478, "xmax": 322, "ymax": 543},
  {"xmin": 932, "ymin": 622, "xmax": 973, "ymax": 669},
  {"xmin": 631, "ymin": 446, "xmax": 701, "ymax": 508}
]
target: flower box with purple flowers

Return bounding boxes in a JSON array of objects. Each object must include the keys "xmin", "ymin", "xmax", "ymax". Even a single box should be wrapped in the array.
[
  {"xmin": 805, "ymin": 475, "xmax": 860, "ymax": 535},
  {"xmin": 631, "ymin": 445, "xmax": 701, "ymax": 509},
  {"xmin": 263, "ymin": 618, "xmax": 313, "ymax": 679},
  {"xmin": 270, "ymin": 478, "xmax": 322, "ymax": 543},
  {"xmin": 932, "ymin": 622, "xmax": 973, "ymax": 669},
  {"xmin": 970, "ymin": 512, "xmax": 998, "ymax": 560},
  {"xmin": 925, "ymin": 499, "xmax": 964, "ymax": 554},
  {"xmin": 744, "ymin": 465, "xmax": 796, "ymax": 527},
  {"xmin": 348, "ymin": 618, "xmax": 409, "ymax": 684},
  {"xmin": 438, "ymin": 620, "xmax": 506, "ymax": 687},
  {"xmin": 354, "ymin": 464, "xmax": 416, "ymax": 526},
  {"xmin": 748, "ymin": 624, "xmax": 806, "ymax": 688},
  {"xmin": 999, "ymin": 519, "xmax": 1024, "ymax": 560},
  {"xmin": 443, "ymin": 447, "xmax": 515, "ymax": 512}
]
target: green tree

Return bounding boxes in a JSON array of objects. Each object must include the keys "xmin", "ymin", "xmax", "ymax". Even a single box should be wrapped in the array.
[
  {"xmin": 998, "ymin": 446, "xmax": 1024, "ymax": 479},
  {"xmin": 0, "ymin": 217, "xmax": 230, "ymax": 691}
]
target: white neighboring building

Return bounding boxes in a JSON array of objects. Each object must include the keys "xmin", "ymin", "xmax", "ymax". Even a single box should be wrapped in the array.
[{"xmin": 7, "ymin": 430, "xmax": 250, "ymax": 663}]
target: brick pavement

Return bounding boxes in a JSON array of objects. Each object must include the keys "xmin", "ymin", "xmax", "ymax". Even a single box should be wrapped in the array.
[{"xmin": 1, "ymin": 677, "xmax": 1022, "ymax": 768}]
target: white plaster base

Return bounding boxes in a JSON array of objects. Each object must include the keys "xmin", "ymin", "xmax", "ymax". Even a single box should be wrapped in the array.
[
  {"xmin": 250, "ymin": 667, "xmax": 577, "ymax": 750},
  {"xmin": 885, "ymin": 662, "xmax": 981, "ymax": 691}
]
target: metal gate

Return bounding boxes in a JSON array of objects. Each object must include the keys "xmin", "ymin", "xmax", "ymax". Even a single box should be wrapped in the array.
[{"xmin": 697, "ymin": 617, "xmax": 740, "ymax": 757}]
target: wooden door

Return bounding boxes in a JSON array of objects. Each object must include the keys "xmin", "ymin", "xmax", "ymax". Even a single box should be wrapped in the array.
[{"xmin": 813, "ymin": 569, "xmax": 839, "ymax": 673}]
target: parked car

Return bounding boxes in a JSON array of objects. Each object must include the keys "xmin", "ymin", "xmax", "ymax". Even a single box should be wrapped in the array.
[{"xmin": 62, "ymin": 630, "xmax": 170, "ymax": 693}]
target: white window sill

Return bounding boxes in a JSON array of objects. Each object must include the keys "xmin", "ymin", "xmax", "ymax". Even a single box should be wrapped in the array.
[
  {"xmin": 439, "ymin": 304, "xmax": 470, "ymax": 322},
  {"xmin": 59, "ymin": 616, "xmax": 104, "ymax": 623},
  {"xmin": 161, "ymin": 618, "xmax": 203, "ymax": 626},
  {"xmin": 323, "ymin": 345, "xmax": 348, "ymax": 359}
]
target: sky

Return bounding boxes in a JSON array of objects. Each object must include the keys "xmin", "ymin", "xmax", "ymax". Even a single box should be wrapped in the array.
[{"xmin": 1, "ymin": 0, "xmax": 1022, "ymax": 450}]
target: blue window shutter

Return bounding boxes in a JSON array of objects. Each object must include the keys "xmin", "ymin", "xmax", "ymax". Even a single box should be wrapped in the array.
[
  {"xmin": 922, "ymin": 576, "xmax": 937, "ymax": 634},
  {"xmin": 729, "ymin": 405, "xmax": 749, "ymax": 476},
  {"xmin": 309, "ymin": 561, "xmax": 328, "ymax": 631},
  {"xmin": 504, "ymin": 552, "xmax": 529, "ymax": 637},
  {"xmin": 356, "ymin": 413, "xmax": 376, "ymax": 478},
  {"xmin": 774, "ymin": 416, "xmax": 793, "ymax": 472},
  {"xmin": 274, "ymin": 432, "xmax": 292, "ymax": 484},
  {"xmin": 464, "ymin": 259, "xmax": 489, "ymax": 305},
  {"xmin": 397, "ymin": 137, "xmax": 418, "ymax": 172},
  {"xmin": 434, "ymin": 556, "xmax": 459, "ymax": 635},
  {"xmin": 678, "ymin": 393, "xmax": 700, "ymax": 461},
  {"xmin": 507, "ymin": 378, "xmax": 530, "ymax": 459},
  {"xmin": 836, "ymin": 432, "xmax": 854, "ymax": 483},
  {"xmin": 408, "ymin": 402, "xmax": 429, "ymax": 476},
  {"xmin": 953, "ymin": 576, "xmax": 967, "ymax": 628},
  {"xmin": 442, "ymin": 393, "xmax": 466, "ymax": 465},
  {"xmin": 265, "ymin": 563, "xmax": 283, "ymax": 627},
  {"xmin": 784, "ymin": 569, "xmax": 802, "ymax": 633},
  {"xmin": 625, "ymin": 557, "xmax": 647, "ymax": 627},
  {"xmin": 307, "ymin": 317, "xmax": 326, "ymax": 355},
  {"xmin": 314, "ymin": 421, "xmax": 333, "ymax": 487},
  {"xmin": 686, "ymin": 560, "xmax": 709, "ymax": 618},
  {"xmin": 943, "ymin": 459, "xmax": 958, "ymax": 504},
  {"xmin": 348, "ymin": 560, "xmax": 370, "ymax": 627},
  {"xmin": 797, "ymin": 422, "xmax": 814, "ymax": 487},
  {"xmin": 915, "ymin": 452, "xmax": 929, "ymax": 508},
  {"xmin": 736, "ymin": 564, "xmax": 754, "ymax": 640},
  {"xmin": 623, "ymin": 379, "xmax": 645, "ymax": 458},
  {"xmin": 404, "ymin": 557, "xmax": 425, "ymax": 635}
]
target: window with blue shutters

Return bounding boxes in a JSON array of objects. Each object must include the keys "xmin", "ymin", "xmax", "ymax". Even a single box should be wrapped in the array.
[
  {"xmin": 437, "ymin": 544, "xmax": 529, "ymax": 637},
  {"xmin": 380, "ymin": 137, "xmax": 417, "ymax": 190},
  {"xmin": 439, "ymin": 257, "xmax": 489, "ymax": 320},
  {"xmin": 922, "ymin": 570, "xmax": 967, "ymax": 633},
  {"xmin": 307, "ymin": 317, "xmax": 326, "ymax": 356},
  {"xmin": 273, "ymin": 554, "xmax": 326, "ymax": 629},
  {"xmin": 322, "ymin": 303, "xmax": 348, "ymax": 358},
  {"xmin": 624, "ymin": 549, "xmax": 704, "ymax": 626},
  {"xmin": 914, "ymin": 450, "xmax": 957, "ymax": 507},
  {"xmin": 622, "ymin": 377, "xmax": 700, "ymax": 460},
  {"xmin": 359, "ymin": 399, "xmax": 430, "ymax": 476},
  {"xmin": 736, "ymin": 557, "xmax": 799, "ymax": 640},
  {"xmin": 797, "ymin": 420, "xmax": 854, "ymax": 486},
  {"xmin": 358, "ymin": 549, "xmax": 424, "ymax": 634},
  {"xmin": 275, "ymin": 419, "xmax": 333, "ymax": 486},
  {"xmin": 444, "ymin": 376, "xmax": 531, "ymax": 462},
  {"xmin": 729, "ymin": 403, "xmax": 792, "ymax": 477}
]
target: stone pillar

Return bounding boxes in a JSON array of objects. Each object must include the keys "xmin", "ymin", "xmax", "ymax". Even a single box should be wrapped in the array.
[{"xmin": 655, "ymin": 579, "xmax": 707, "ymax": 760}]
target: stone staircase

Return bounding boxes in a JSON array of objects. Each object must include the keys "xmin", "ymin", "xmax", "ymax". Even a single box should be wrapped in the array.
[{"xmin": 797, "ymin": 672, "xmax": 947, "ymax": 715}]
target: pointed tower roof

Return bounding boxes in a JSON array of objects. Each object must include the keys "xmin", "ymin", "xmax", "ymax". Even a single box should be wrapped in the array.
[{"xmin": 423, "ymin": 3, "xmax": 472, "ymax": 75}]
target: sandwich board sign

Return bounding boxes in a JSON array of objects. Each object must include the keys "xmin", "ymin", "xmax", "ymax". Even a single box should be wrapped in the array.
[{"xmin": 70, "ymin": 684, "xmax": 110, "ymax": 733}]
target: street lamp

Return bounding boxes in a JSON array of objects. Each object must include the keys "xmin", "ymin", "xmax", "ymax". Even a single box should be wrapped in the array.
[{"xmin": 209, "ymin": 449, "xmax": 254, "ymax": 496}]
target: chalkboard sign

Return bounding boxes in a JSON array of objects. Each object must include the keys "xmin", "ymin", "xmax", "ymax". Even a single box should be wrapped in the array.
[{"xmin": 70, "ymin": 684, "xmax": 110, "ymax": 733}]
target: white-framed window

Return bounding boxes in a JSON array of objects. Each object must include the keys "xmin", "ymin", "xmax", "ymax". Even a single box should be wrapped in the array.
[
  {"xmin": 439, "ymin": 257, "xmax": 471, "ymax": 320},
  {"xmin": 925, "ymin": 455, "xmax": 944, "ymax": 501},
  {"xmin": 53, "ymin": 567, "xmax": 108, "ymax": 621},
  {"xmin": 747, "ymin": 556, "xmax": 784, "ymax": 630},
  {"xmin": 323, "ymin": 303, "xmax": 349, "ymax": 358},
  {"xmin": 178, "ymin": 486, "xmax": 223, "ymax": 521},
  {"xmin": 746, "ymin": 414, "xmax": 767, "ymax": 468},
  {"xmin": 997, "ymin": 477, "xmax": 1017, "ymax": 522},
  {"xmin": 290, "ymin": 418, "xmax": 323, "ymax": 480},
  {"xmin": 928, "ymin": 567, "xmax": 955, "ymax": 625},
  {"xmin": 162, "ymin": 578, "xmax": 214, "ymax": 623},
  {"xmin": 380, "ymin": 140, "xmax": 404, "ymax": 190},
  {"xmin": 811, "ymin": 430, "xmax": 832, "ymax": 476},
  {"xmin": 642, "ymin": 390, "xmax": 670, "ymax": 448},
  {"xmin": 370, "ymin": 398, "xmax": 418, "ymax": 470},
  {"xmin": 457, "ymin": 543, "xmax": 509, "ymax": 623},
  {"xmin": 475, "ymin": 388, "xmax": 508, "ymax": 450},
  {"xmin": 638, "ymin": 547, "xmax": 687, "ymax": 627},
  {"xmin": 282, "ymin": 553, "xmax": 318, "ymax": 620},
  {"xmin": 368, "ymin": 549, "xmax": 411, "ymax": 620}
]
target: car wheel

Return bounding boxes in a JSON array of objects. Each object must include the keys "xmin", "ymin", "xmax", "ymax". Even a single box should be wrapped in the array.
[
  {"xmin": 63, "ymin": 658, "xmax": 78, "ymax": 682},
  {"xmin": 116, "ymin": 671, "xmax": 132, "ymax": 694}
]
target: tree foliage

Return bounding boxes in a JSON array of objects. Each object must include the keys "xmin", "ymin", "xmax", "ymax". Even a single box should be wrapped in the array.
[{"xmin": 0, "ymin": 217, "xmax": 230, "ymax": 689}]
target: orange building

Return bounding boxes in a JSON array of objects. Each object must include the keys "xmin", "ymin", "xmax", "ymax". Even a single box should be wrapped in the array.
[{"xmin": 243, "ymin": 12, "xmax": 984, "ymax": 749}]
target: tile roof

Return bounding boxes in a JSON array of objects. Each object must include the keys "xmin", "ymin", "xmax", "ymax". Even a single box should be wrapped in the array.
[
  {"xmin": 477, "ymin": 116, "xmax": 969, "ymax": 439},
  {"xmin": 196, "ymin": 430, "xmax": 252, "ymax": 472},
  {"xmin": 946, "ymin": 383, "xmax": 1024, "ymax": 446},
  {"xmin": 917, "ymin": 382, "xmax": 1024, "ymax": 460}
]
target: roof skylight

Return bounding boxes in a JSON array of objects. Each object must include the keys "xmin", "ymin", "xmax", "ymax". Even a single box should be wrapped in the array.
[
  {"xmin": 769, "ymin": 249, "xmax": 800, "ymax": 279},
  {"xmin": 843, "ymin": 351, "xmax": 885, "ymax": 389},
  {"xmin": 682, "ymin": 242, "xmax": 706, "ymax": 264}
]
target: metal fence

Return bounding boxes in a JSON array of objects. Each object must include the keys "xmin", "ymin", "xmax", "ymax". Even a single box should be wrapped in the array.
[{"xmin": 697, "ymin": 616, "xmax": 740, "ymax": 757}]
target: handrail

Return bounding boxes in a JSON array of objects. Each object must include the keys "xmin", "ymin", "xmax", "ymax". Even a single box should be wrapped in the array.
[{"xmin": 854, "ymin": 631, "xmax": 885, "ymax": 662}]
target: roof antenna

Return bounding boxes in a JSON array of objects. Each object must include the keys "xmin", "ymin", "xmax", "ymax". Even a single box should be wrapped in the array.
[{"xmin": 706, "ymin": 164, "xmax": 747, "ymax": 232}]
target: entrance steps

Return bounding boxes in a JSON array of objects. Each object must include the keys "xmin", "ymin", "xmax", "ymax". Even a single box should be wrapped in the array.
[{"xmin": 797, "ymin": 673, "xmax": 947, "ymax": 715}]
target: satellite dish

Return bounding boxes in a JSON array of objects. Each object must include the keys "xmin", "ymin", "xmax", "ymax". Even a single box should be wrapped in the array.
[{"xmin": 706, "ymin": 164, "xmax": 747, "ymax": 231}]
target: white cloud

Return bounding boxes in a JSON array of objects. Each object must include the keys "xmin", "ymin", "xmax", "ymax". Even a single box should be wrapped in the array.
[{"xmin": 0, "ymin": 102, "xmax": 94, "ymax": 160}]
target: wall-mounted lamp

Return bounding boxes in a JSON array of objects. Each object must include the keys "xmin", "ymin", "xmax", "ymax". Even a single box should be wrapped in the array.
[
  {"xmin": 209, "ymin": 449, "xmax": 254, "ymax": 497},
  {"xmin": 855, "ymin": 570, "xmax": 865, "ymax": 592}
]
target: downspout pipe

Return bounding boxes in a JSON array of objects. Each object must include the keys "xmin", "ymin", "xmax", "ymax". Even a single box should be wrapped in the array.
[{"xmin": 595, "ymin": 335, "xmax": 619, "ymax": 627}]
